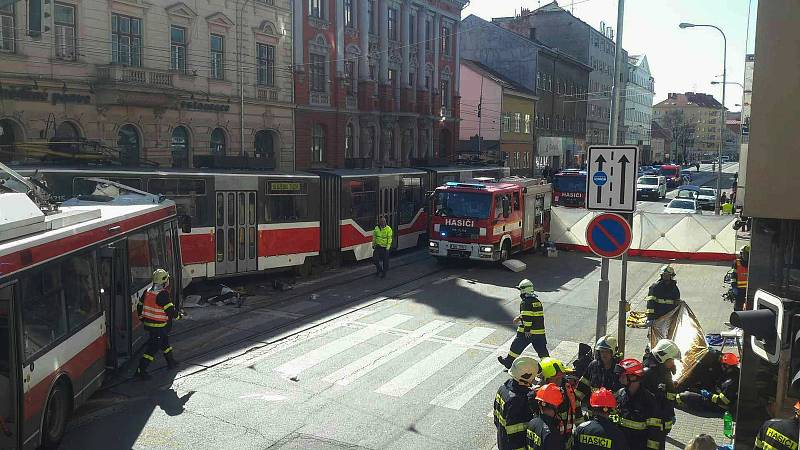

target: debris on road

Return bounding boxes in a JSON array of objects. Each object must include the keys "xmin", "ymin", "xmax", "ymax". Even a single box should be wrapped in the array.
[{"xmin": 502, "ymin": 259, "xmax": 527, "ymax": 272}]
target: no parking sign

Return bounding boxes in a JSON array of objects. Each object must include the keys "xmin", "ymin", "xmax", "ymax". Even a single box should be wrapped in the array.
[{"xmin": 585, "ymin": 213, "xmax": 632, "ymax": 258}]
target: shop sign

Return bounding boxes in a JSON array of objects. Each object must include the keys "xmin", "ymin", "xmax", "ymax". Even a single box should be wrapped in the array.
[
  {"xmin": 180, "ymin": 100, "xmax": 230, "ymax": 112},
  {"xmin": 0, "ymin": 86, "xmax": 91, "ymax": 104}
]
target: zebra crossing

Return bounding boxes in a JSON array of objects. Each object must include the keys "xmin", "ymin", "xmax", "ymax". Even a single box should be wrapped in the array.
[{"xmin": 228, "ymin": 311, "xmax": 584, "ymax": 412}]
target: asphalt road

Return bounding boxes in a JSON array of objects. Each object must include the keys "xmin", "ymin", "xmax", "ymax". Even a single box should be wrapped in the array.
[
  {"xmin": 636, "ymin": 162, "xmax": 740, "ymax": 214},
  {"xmin": 58, "ymin": 248, "xmax": 732, "ymax": 450}
]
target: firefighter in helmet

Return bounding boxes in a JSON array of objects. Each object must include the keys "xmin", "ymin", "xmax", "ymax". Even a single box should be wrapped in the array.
[
  {"xmin": 575, "ymin": 335, "xmax": 622, "ymax": 403},
  {"xmin": 498, "ymin": 279, "xmax": 549, "ymax": 369},
  {"xmin": 135, "ymin": 269, "xmax": 181, "ymax": 379},
  {"xmin": 573, "ymin": 388, "xmax": 629, "ymax": 449},
  {"xmin": 614, "ymin": 358, "xmax": 662, "ymax": 450},
  {"xmin": 527, "ymin": 382, "xmax": 566, "ymax": 450},
  {"xmin": 493, "ymin": 356, "xmax": 540, "ymax": 450},
  {"xmin": 646, "ymin": 265, "xmax": 681, "ymax": 322},
  {"xmin": 643, "ymin": 339, "xmax": 682, "ymax": 448}
]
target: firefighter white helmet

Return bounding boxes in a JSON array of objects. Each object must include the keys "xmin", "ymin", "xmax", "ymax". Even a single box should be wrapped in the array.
[
  {"xmin": 652, "ymin": 339, "xmax": 682, "ymax": 363},
  {"xmin": 517, "ymin": 279, "xmax": 535, "ymax": 295},
  {"xmin": 595, "ymin": 335, "xmax": 618, "ymax": 354},
  {"xmin": 509, "ymin": 356, "xmax": 540, "ymax": 387}
]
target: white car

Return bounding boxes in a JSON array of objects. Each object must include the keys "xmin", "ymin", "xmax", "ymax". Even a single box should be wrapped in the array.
[
  {"xmin": 636, "ymin": 176, "xmax": 667, "ymax": 200},
  {"xmin": 696, "ymin": 188, "xmax": 717, "ymax": 210},
  {"xmin": 663, "ymin": 198, "xmax": 700, "ymax": 214}
]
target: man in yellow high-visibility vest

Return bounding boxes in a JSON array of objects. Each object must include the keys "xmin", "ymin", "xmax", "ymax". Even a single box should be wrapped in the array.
[{"xmin": 372, "ymin": 216, "xmax": 393, "ymax": 278}]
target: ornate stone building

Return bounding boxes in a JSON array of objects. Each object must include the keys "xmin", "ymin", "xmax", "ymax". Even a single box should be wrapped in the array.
[{"xmin": 292, "ymin": 0, "xmax": 467, "ymax": 170}]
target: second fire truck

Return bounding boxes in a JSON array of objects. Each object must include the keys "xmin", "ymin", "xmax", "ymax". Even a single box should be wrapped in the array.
[{"xmin": 428, "ymin": 177, "xmax": 552, "ymax": 262}]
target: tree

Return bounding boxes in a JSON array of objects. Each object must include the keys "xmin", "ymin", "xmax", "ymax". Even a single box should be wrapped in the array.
[{"xmin": 658, "ymin": 110, "xmax": 695, "ymax": 163}]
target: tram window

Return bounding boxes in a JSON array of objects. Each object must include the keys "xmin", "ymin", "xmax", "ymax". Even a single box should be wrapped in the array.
[
  {"xmin": 149, "ymin": 178, "xmax": 208, "ymax": 225},
  {"xmin": 266, "ymin": 182, "xmax": 310, "ymax": 222},
  {"xmin": 248, "ymin": 228, "xmax": 256, "ymax": 259},
  {"xmin": 62, "ymin": 252, "xmax": 100, "ymax": 332},
  {"xmin": 216, "ymin": 193, "xmax": 224, "ymax": 226},
  {"xmin": 216, "ymin": 228, "xmax": 224, "ymax": 263},
  {"xmin": 399, "ymin": 177, "xmax": 423, "ymax": 223},
  {"xmin": 20, "ymin": 270, "xmax": 68, "ymax": 361},
  {"xmin": 248, "ymin": 193, "xmax": 256, "ymax": 225},
  {"xmin": 227, "ymin": 229, "xmax": 235, "ymax": 262},
  {"xmin": 227, "ymin": 193, "xmax": 235, "ymax": 225},
  {"xmin": 344, "ymin": 179, "xmax": 378, "ymax": 231},
  {"xmin": 238, "ymin": 193, "xmax": 246, "ymax": 226}
]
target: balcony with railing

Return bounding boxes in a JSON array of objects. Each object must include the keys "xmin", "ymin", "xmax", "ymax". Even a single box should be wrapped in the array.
[
  {"xmin": 257, "ymin": 86, "xmax": 280, "ymax": 102},
  {"xmin": 310, "ymin": 90, "xmax": 330, "ymax": 106},
  {"xmin": 95, "ymin": 65, "xmax": 174, "ymax": 88}
]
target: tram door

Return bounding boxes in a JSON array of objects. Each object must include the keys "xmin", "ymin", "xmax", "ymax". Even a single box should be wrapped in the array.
[
  {"xmin": 216, "ymin": 191, "xmax": 258, "ymax": 275},
  {"xmin": 378, "ymin": 177, "xmax": 399, "ymax": 250}
]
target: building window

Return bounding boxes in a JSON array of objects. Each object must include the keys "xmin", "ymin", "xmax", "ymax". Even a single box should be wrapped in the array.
[
  {"xmin": 210, "ymin": 128, "xmax": 226, "ymax": 155},
  {"xmin": 514, "ymin": 113, "xmax": 521, "ymax": 133},
  {"xmin": 345, "ymin": 123, "xmax": 355, "ymax": 158},
  {"xmin": 425, "ymin": 19, "xmax": 431, "ymax": 50},
  {"xmin": 439, "ymin": 79, "xmax": 449, "ymax": 109},
  {"xmin": 388, "ymin": 7, "xmax": 398, "ymax": 41},
  {"xmin": 210, "ymin": 34, "xmax": 225, "ymax": 79},
  {"xmin": 368, "ymin": 0, "xmax": 375, "ymax": 35},
  {"xmin": 171, "ymin": 126, "xmax": 190, "ymax": 168},
  {"xmin": 441, "ymin": 23, "xmax": 451, "ymax": 56},
  {"xmin": 536, "ymin": 72, "xmax": 541, "ymax": 90},
  {"xmin": 344, "ymin": 59, "xmax": 355, "ymax": 95},
  {"xmin": 54, "ymin": 3, "xmax": 76, "ymax": 60},
  {"xmin": 254, "ymin": 130, "xmax": 275, "ymax": 159},
  {"xmin": 502, "ymin": 114, "xmax": 510, "ymax": 133},
  {"xmin": 0, "ymin": 1, "xmax": 14, "ymax": 52},
  {"xmin": 117, "ymin": 124, "xmax": 140, "ymax": 166},
  {"xmin": 257, "ymin": 43, "xmax": 275, "ymax": 86},
  {"xmin": 344, "ymin": 0, "xmax": 354, "ymax": 28},
  {"xmin": 310, "ymin": 53, "xmax": 326, "ymax": 92},
  {"xmin": 311, "ymin": 124, "xmax": 325, "ymax": 163},
  {"xmin": 524, "ymin": 114, "xmax": 531, "ymax": 134},
  {"xmin": 170, "ymin": 25, "xmax": 187, "ymax": 72},
  {"xmin": 409, "ymin": 14, "xmax": 415, "ymax": 45},
  {"xmin": 111, "ymin": 14, "xmax": 141, "ymax": 66},
  {"xmin": 309, "ymin": 0, "xmax": 323, "ymax": 19},
  {"xmin": 388, "ymin": 68, "xmax": 398, "ymax": 100}
]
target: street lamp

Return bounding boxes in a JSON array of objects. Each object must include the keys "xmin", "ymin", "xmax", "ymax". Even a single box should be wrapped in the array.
[{"xmin": 679, "ymin": 22, "xmax": 727, "ymax": 215}]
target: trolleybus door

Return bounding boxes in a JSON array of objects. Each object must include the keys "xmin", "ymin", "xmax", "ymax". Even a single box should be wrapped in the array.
[
  {"xmin": 216, "ymin": 191, "xmax": 258, "ymax": 275},
  {"xmin": 99, "ymin": 241, "xmax": 131, "ymax": 368},
  {"xmin": 0, "ymin": 283, "xmax": 21, "ymax": 450},
  {"xmin": 378, "ymin": 178, "xmax": 399, "ymax": 250}
]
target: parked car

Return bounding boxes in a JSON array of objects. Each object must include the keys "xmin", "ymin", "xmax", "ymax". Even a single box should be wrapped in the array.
[
  {"xmin": 636, "ymin": 176, "xmax": 667, "ymax": 200},
  {"xmin": 696, "ymin": 187, "xmax": 717, "ymax": 210},
  {"xmin": 663, "ymin": 198, "xmax": 700, "ymax": 214}
]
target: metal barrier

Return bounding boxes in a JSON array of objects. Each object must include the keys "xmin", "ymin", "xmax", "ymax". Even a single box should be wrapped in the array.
[{"xmin": 550, "ymin": 207, "xmax": 737, "ymax": 261}]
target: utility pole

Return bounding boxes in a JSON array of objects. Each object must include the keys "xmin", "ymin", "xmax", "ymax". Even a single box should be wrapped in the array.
[{"xmin": 478, "ymin": 76, "xmax": 483, "ymax": 157}]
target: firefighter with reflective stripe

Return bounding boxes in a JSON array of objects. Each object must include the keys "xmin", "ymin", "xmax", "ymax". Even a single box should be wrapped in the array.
[
  {"xmin": 576, "ymin": 336, "xmax": 622, "ymax": 403},
  {"xmin": 755, "ymin": 400, "xmax": 800, "ymax": 450},
  {"xmin": 643, "ymin": 340, "xmax": 681, "ymax": 449},
  {"xmin": 499, "ymin": 279, "xmax": 549, "ymax": 369},
  {"xmin": 614, "ymin": 358, "xmax": 662, "ymax": 450},
  {"xmin": 494, "ymin": 356, "xmax": 540, "ymax": 450},
  {"xmin": 135, "ymin": 269, "xmax": 180, "ymax": 380},
  {"xmin": 733, "ymin": 245, "xmax": 750, "ymax": 310},
  {"xmin": 678, "ymin": 352, "xmax": 739, "ymax": 413},
  {"xmin": 372, "ymin": 215, "xmax": 393, "ymax": 278},
  {"xmin": 527, "ymin": 383, "xmax": 566, "ymax": 450},
  {"xmin": 535, "ymin": 357, "xmax": 579, "ymax": 448},
  {"xmin": 573, "ymin": 388, "xmax": 629, "ymax": 450},
  {"xmin": 645, "ymin": 266, "xmax": 681, "ymax": 322}
]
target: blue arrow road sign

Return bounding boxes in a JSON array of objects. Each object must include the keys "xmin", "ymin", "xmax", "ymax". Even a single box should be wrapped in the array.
[
  {"xmin": 593, "ymin": 172, "xmax": 608, "ymax": 186},
  {"xmin": 585, "ymin": 213, "xmax": 632, "ymax": 258}
]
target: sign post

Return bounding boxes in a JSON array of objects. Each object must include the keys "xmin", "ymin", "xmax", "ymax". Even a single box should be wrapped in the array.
[{"xmin": 586, "ymin": 145, "xmax": 638, "ymax": 344}]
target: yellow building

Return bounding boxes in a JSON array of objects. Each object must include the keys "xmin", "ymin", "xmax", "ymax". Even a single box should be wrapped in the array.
[{"xmin": 653, "ymin": 92, "xmax": 724, "ymax": 162}]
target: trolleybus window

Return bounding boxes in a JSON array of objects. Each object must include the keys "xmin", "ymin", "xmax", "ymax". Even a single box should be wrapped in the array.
[
  {"xmin": 20, "ymin": 270, "xmax": 68, "ymax": 360},
  {"xmin": 0, "ymin": 284, "xmax": 14, "ymax": 438},
  {"xmin": 267, "ymin": 182, "xmax": 310, "ymax": 222},
  {"xmin": 434, "ymin": 191, "xmax": 492, "ymax": 219},
  {"xmin": 62, "ymin": 252, "xmax": 100, "ymax": 332},
  {"xmin": 399, "ymin": 176, "xmax": 423, "ymax": 223},
  {"xmin": 128, "ymin": 226, "xmax": 166, "ymax": 293},
  {"xmin": 148, "ymin": 178, "xmax": 207, "ymax": 225}
]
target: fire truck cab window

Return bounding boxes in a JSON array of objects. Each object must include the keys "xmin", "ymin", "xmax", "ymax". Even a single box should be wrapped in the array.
[
  {"xmin": 513, "ymin": 192, "xmax": 520, "ymax": 211},
  {"xmin": 435, "ymin": 191, "xmax": 492, "ymax": 219},
  {"xmin": 267, "ymin": 182, "xmax": 310, "ymax": 223}
]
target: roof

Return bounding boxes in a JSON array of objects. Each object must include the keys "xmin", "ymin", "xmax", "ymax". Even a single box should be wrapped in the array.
[
  {"xmin": 436, "ymin": 181, "xmax": 519, "ymax": 193},
  {"xmin": 461, "ymin": 59, "xmax": 537, "ymax": 97},
  {"xmin": 654, "ymin": 92, "xmax": 724, "ymax": 109}
]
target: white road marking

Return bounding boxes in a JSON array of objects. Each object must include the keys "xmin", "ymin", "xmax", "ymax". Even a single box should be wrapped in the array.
[
  {"xmin": 429, "ymin": 336, "xmax": 516, "ymax": 410},
  {"xmin": 274, "ymin": 314, "xmax": 413, "ymax": 378},
  {"xmin": 239, "ymin": 392, "xmax": 288, "ymax": 401},
  {"xmin": 323, "ymin": 320, "xmax": 454, "ymax": 386},
  {"xmin": 375, "ymin": 326, "xmax": 495, "ymax": 397}
]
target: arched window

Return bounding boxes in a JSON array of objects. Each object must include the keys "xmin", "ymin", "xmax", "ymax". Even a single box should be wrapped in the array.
[
  {"xmin": 311, "ymin": 124, "xmax": 325, "ymax": 163},
  {"xmin": 0, "ymin": 119, "xmax": 23, "ymax": 163},
  {"xmin": 344, "ymin": 123, "xmax": 355, "ymax": 158},
  {"xmin": 171, "ymin": 126, "xmax": 190, "ymax": 168},
  {"xmin": 210, "ymin": 128, "xmax": 226, "ymax": 156},
  {"xmin": 386, "ymin": 128, "xmax": 394, "ymax": 161},
  {"xmin": 254, "ymin": 130, "xmax": 275, "ymax": 159},
  {"xmin": 117, "ymin": 124, "xmax": 140, "ymax": 166},
  {"xmin": 53, "ymin": 121, "xmax": 81, "ymax": 153}
]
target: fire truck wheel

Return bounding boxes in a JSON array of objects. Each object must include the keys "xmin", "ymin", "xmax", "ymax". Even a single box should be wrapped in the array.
[
  {"xmin": 500, "ymin": 241, "xmax": 511, "ymax": 262},
  {"xmin": 41, "ymin": 380, "xmax": 70, "ymax": 449}
]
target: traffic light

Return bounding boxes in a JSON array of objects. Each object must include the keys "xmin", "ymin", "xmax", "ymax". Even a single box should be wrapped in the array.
[{"xmin": 730, "ymin": 290, "xmax": 792, "ymax": 363}]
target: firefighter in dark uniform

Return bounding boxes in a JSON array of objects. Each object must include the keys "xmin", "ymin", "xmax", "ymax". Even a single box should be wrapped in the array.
[
  {"xmin": 499, "ymin": 279, "xmax": 549, "ymax": 369},
  {"xmin": 135, "ymin": 269, "xmax": 180, "ymax": 379},
  {"xmin": 536, "ymin": 357, "xmax": 580, "ymax": 448},
  {"xmin": 645, "ymin": 265, "xmax": 681, "ymax": 322},
  {"xmin": 733, "ymin": 245, "xmax": 749, "ymax": 310},
  {"xmin": 614, "ymin": 358, "xmax": 662, "ymax": 450},
  {"xmin": 755, "ymin": 400, "xmax": 800, "ymax": 450},
  {"xmin": 493, "ymin": 356, "xmax": 540, "ymax": 450},
  {"xmin": 576, "ymin": 335, "xmax": 622, "ymax": 404},
  {"xmin": 643, "ymin": 339, "xmax": 681, "ymax": 449},
  {"xmin": 573, "ymin": 388, "xmax": 629, "ymax": 450},
  {"xmin": 527, "ymin": 382, "xmax": 565, "ymax": 450},
  {"xmin": 678, "ymin": 352, "xmax": 739, "ymax": 413}
]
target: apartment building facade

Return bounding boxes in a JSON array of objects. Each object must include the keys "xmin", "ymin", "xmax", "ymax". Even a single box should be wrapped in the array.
[
  {"xmin": 292, "ymin": 0, "xmax": 467, "ymax": 170},
  {"xmin": 0, "ymin": 0, "xmax": 296, "ymax": 170},
  {"xmin": 654, "ymin": 92, "xmax": 724, "ymax": 161},
  {"xmin": 624, "ymin": 54, "xmax": 654, "ymax": 149}
]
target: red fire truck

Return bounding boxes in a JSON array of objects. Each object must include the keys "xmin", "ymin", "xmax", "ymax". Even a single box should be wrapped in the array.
[{"xmin": 428, "ymin": 177, "xmax": 552, "ymax": 262}]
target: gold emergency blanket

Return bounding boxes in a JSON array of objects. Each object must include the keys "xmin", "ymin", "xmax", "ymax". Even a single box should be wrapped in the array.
[{"xmin": 648, "ymin": 302, "xmax": 708, "ymax": 385}]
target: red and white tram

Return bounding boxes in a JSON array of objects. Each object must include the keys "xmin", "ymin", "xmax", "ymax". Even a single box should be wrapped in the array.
[{"xmin": 0, "ymin": 169, "xmax": 181, "ymax": 449}]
